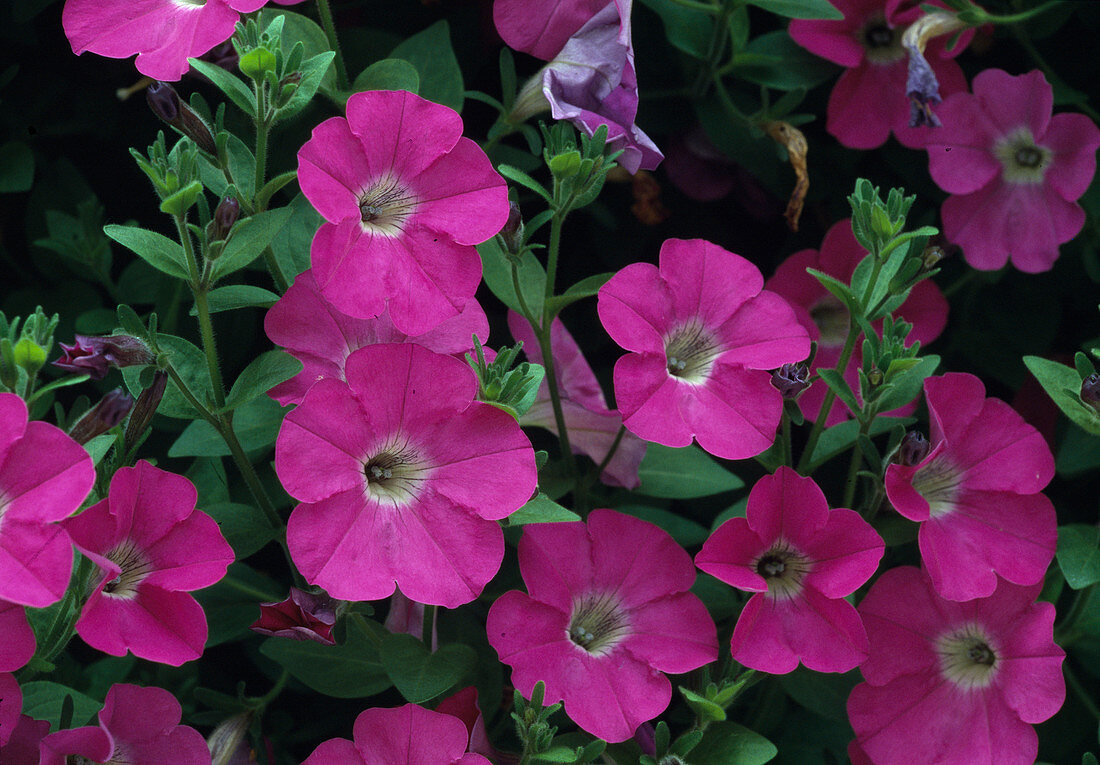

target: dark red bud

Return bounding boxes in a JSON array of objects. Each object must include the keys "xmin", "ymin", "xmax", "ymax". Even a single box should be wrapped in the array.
[
  {"xmin": 54, "ymin": 334, "xmax": 155, "ymax": 380},
  {"xmin": 1081, "ymin": 373, "xmax": 1100, "ymax": 408},
  {"xmin": 69, "ymin": 388, "xmax": 134, "ymax": 444},
  {"xmin": 146, "ymin": 81, "xmax": 181, "ymax": 123},
  {"xmin": 213, "ymin": 197, "xmax": 241, "ymax": 241},
  {"xmin": 124, "ymin": 371, "xmax": 167, "ymax": 446},
  {"xmin": 897, "ymin": 431, "xmax": 931, "ymax": 466},
  {"xmin": 770, "ymin": 362, "xmax": 811, "ymax": 400},
  {"xmin": 146, "ymin": 82, "xmax": 216, "ymax": 154}
]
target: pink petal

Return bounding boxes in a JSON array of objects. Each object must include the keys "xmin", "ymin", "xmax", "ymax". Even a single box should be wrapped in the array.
[
  {"xmin": 346, "ymin": 90, "xmax": 463, "ymax": 181},
  {"xmin": 0, "ymin": 713, "xmax": 49, "ymax": 762},
  {"xmin": 382, "ymin": 225, "xmax": 483, "ymax": 335},
  {"xmin": 802, "ymin": 508, "xmax": 884, "ymax": 598},
  {"xmin": 695, "ymin": 518, "xmax": 770, "ymax": 593},
  {"xmin": 684, "ymin": 363, "xmax": 782, "ymax": 460},
  {"xmin": 614, "ymin": 353, "xmax": 694, "ymax": 447},
  {"xmin": 715, "ymin": 290, "xmax": 810, "ymax": 370},
  {"xmin": 621, "ymin": 592, "xmax": 717, "ymax": 673},
  {"xmin": 143, "ymin": 508, "xmax": 233, "ymax": 592},
  {"xmin": 0, "ymin": 420, "xmax": 94, "ymax": 524},
  {"xmin": 409, "ymin": 138, "xmax": 510, "ymax": 245},
  {"xmin": 303, "ymin": 739, "xmax": 361, "ymax": 763},
  {"xmin": 996, "ymin": 601, "xmax": 1065, "ymax": 724},
  {"xmin": 857, "ymin": 566, "xmax": 945, "ymax": 685},
  {"xmin": 826, "ymin": 62, "xmax": 899, "ymax": 150},
  {"xmin": 494, "ymin": 0, "xmax": 609, "ymax": 60},
  {"xmin": 0, "ymin": 673, "xmax": 19, "ymax": 748},
  {"xmin": 744, "ymin": 466, "xmax": 830, "ymax": 550},
  {"xmin": 658, "ymin": 239, "xmax": 762, "ymax": 329},
  {"xmin": 310, "ymin": 219, "xmax": 388, "ymax": 321},
  {"xmin": 952, "ymin": 396, "xmax": 1054, "ymax": 495},
  {"xmin": 1044, "ymin": 112, "xmax": 1100, "ymax": 201},
  {"xmin": 76, "ymin": 585, "xmax": 207, "ymax": 666},
  {"xmin": 894, "ymin": 55, "xmax": 969, "ymax": 149},
  {"xmin": 926, "ymin": 91, "xmax": 1003, "ymax": 195},
  {"xmin": 598, "ymin": 262, "xmax": 674, "ymax": 354},
  {"xmin": 297, "ymin": 116, "xmax": 374, "ymax": 223},
  {"xmin": 39, "ymin": 726, "xmax": 114, "ymax": 765},
  {"xmin": 108, "ymin": 461, "xmax": 197, "ymax": 549},
  {"xmin": 788, "ymin": 10, "xmax": 864, "ymax": 68},
  {"xmin": 972, "ymin": 68, "xmax": 1052, "ymax": 141},
  {"xmin": 589, "ymin": 509, "xmax": 695, "ymax": 608},
  {"xmin": 0, "ymin": 519, "xmax": 73, "ymax": 607},
  {"xmin": 517, "ymin": 521, "xmax": 594, "ymax": 612},
  {"xmin": 351, "ymin": 704, "xmax": 473, "ymax": 762},
  {"xmin": 0, "ymin": 600, "xmax": 34, "ymax": 672}
]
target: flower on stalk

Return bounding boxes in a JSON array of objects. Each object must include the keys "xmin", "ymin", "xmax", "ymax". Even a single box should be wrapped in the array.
[
  {"xmin": 507, "ymin": 312, "xmax": 646, "ymax": 488},
  {"xmin": 250, "ymin": 586, "xmax": 338, "ymax": 646},
  {"xmin": 62, "ymin": 0, "xmax": 306, "ymax": 82},
  {"xmin": 696, "ymin": 467, "xmax": 884, "ymax": 673},
  {"xmin": 298, "ymin": 90, "xmax": 509, "ymax": 334},
  {"xmin": 765, "ymin": 219, "xmax": 948, "ymax": 426},
  {"xmin": 847, "ymin": 567, "xmax": 1064, "ymax": 765},
  {"xmin": 926, "ymin": 69, "xmax": 1100, "ymax": 272},
  {"xmin": 383, "ymin": 588, "xmax": 437, "ymax": 651},
  {"xmin": 39, "ymin": 683, "xmax": 210, "ymax": 765},
  {"xmin": 0, "ymin": 710, "xmax": 48, "ymax": 760},
  {"xmin": 68, "ymin": 388, "xmax": 134, "ymax": 445},
  {"xmin": 276, "ymin": 343, "xmax": 536, "ymax": 608},
  {"xmin": 53, "ymin": 334, "xmax": 154, "ymax": 381},
  {"xmin": 62, "ymin": 460, "xmax": 234, "ymax": 666},
  {"xmin": 265, "ymin": 269, "xmax": 489, "ymax": 406},
  {"xmin": 302, "ymin": 703, "xmax": 492, "ymax": 764},
  {"xmin": 597, "ymin": 238, "xmax": 810, "ymax": 460},
  {"xmin": 0, "ymin": 392, "xmax": 95, "ymax": 608},
  {"xmin": 788, "ymin": 0, "xmax": 972, "ymax": 148},
  {"xmin": 0, "ymin": 599, "xmax": 34, "ymax": 672},
  {"xmin": 487, "ymin": 509, "xmax": 718, "ymax": 743},
  {"xmin": 884, "ymin": 373, "xmax": 1056, "ymax": 601}
]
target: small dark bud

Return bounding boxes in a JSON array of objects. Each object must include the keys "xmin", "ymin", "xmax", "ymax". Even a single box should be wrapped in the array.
[
  {"xmin": 922, "ymin": 245, "xmax": 946, "ymax": 270},
  {"xmin": 146, "ymin": 81, "xmax": 180, "ymax": 123},
  {"xmin": 146, "ymin": 82, "xmax": 216, "ymax": 154},
  {"xmin": 634, "ymin": 722, "xmax": 656, "ymax": 757},
  {"xmin": 282, "ymin": 71, "xmax": 303, "ymax": 87},
  {"xmin": 69, "ymin": 388, "xmax": 134, "ymax": 445},
  {"xmin": 54, "ymin": 335, "xmax": 155, "ymax": 380},
  {"xmin": 500, "ymin": 201, "xmax": 524, "ymax": 253},
  {"xmin": 213, "ymin": 197, "xmax": 241, "ymax": 241},
  {"xmin": 868, "ymin": 367, "xmax": 884, "ymax": 386},
  {"xmin": 1081, "ymin": 373, "xmax": 1100, "ymax": 408},
  {"xmin": 897, "ymin": 431, "xmax": 931, "ymax": 466},
  {"xmin": 124, "ymin": 370, "xmax": 168, "ymax": 446},
  {"xmin": 770, "ymin": 362, "xmax": 811, "ymax": 399}
]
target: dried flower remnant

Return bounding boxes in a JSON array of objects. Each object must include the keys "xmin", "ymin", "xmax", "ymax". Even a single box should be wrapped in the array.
[
  {"xmin": 763, "ymin": 121, "xmax": 809, "ymax": 231},
  {"xmin": 251, "ymin": 587, "xmax": 338, "ymax": 645},
  {"xmin": 54, "ymin": 334, "xmax": 155, "ymax": 380},
  {"xmin": 901, "ymin": 11, "xmax": 967, "ymax": 128}
]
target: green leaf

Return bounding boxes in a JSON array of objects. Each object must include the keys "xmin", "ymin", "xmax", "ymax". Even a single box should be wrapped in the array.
[
  {"xmin": 507, "ymin": 493, "xmax": 582, "ymax": 525},
  {"xmin": 223, "ymin": 350, "xmax": 302, "ymax": 412},
  {"xmin": 169, "ymin": 395, "xmax": 289, "ymax": 457},
  {"xmin": 545, "ymin": 272, "xmax": 615, "ymax": 316},
  {"xmin": 262, "ymin": 615, "xmax": 393, "ymax": 698},
  {"xmin": 1024, "ymin": 356, "xmax": 1100, "ymax": 435},
  {"xmin": 123, "ymin": 333, "xmax": 212, "ymax": 418},
  {"xmin": 390, "ymin": 20, "xmax": 464, "ymax": 112},
  {"xmin": 204, "ymin": 502, "xmax": 278, "ymax": 558},
  {"xmin": 498, "ymin": 164, "xmax": 553, "ymax": 203},
  {"xmin": 190, "ymin": 285, "xmax": 280, "ymax": 315},
  {"xmin": 187, "ymin": 59, "xmax": 256, "ymax": 117},
  {"xmin": 277, "ymin": 51, "xmax": 336, "ymax": 120},
  {"xmin": 20, "ymin": 682, "xmax": 102, "ymax": 730},
  {"xmin": 779, "ymin": 668, "xmax": 859, "ymax": 722},
  {"xmin": 194, "ymin": 561, "xmax": 282, "ymax": 646},
  {"xmin": 211, "ymin": 206, "xmax": 295, "ymax": 281},
  {"xmin": 158, "ymin": 180, "xmax": 204, "ymax": 217},
  {"xmin": 261, "ymin": 8, "xmax": 337, "ymax": 95},
  {"xmin": 638, "ymin": 0, "xmax": 713, "ymax": 59},
  {"xmin": 617, "ymin": 504, "xmax": 709, "ymax": 547},
  {"xmin": 353, "ymin": 58, "xmax": 420, "ymax": 93},
  {"xmin": 0, "ymin": 140, "xmax": 34, "ymax": 193},
  {"xmin": 1057, "ymin": 425, "xmax": 1100, "ymax": 477},
  {"xmin": 817, "ymin": 368, "xmax": 861, "ymax": 417},
  {"xmin": 689, "ymin": 721, "xmax": 777, "ymax": 765},
  {"xmin": 808, "ymin": 416, "xmax": 911, "ymax": 469},
  {"xmin": 270, "ymin": 193, "xmax": 321, "ymax": 278},
  {"xmin": 380, "ymin": 632, "xmax": 477, "ymax": 703},
  {"xmin": 806, "ymin": 268, "xmax": 860, "ymax": 317},
  {"xmin": 82, "ymin": 433, "xmax": 116, "ymax": 466},
  {"xmin": 679, "ymin": 687, "xmax": 726, "ymax": 723},
  {"xmin": 1057, "ymin": 524, "xmax": 1100, "ymax": 589},
  {"xmin": 745, "ymin": 0, "xmax": 841, "ymax": 19},
  {"xmin": 734, "ymin": 31, "xmax": 839, "ymax": 91},
  {"xmin": 478, "ymin": 238, "xmax": 546, "ymax": 319},
  {"xmin": 871, "ymin": 354, "xmax": 940, "ymax": 413},
  {"xmin": 104, "ymin": 224, "xmax": 190, "ymax": 281},
  {"xmin": 637, "ymin": 443, "xmax": 743, "ymax": 498}
]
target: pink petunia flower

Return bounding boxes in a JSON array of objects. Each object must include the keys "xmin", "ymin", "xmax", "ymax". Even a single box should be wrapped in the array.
[
  {"xmin": 765, "ymin": 218, "xmax": 948, "ymax": 425},
  {"xmin": 302, "ymin": 703, "xmax": 491, "ymax": 764},
  {"xmin": 0, "ymin": 392, "xmax": 95, "ymax": 608},
  {"xmin": 298, "ymin": 90, "xmax": 509, "ymax": 335},
  {"xmin": 597, "ymin": 238, "xmax": 810, "ymax": 460},
  {"xmin": 265, "ymin": 269, "xmax": 489, "ymax": 406},
  {"xmin": 62, "ymin": 0, "xmax": 306, "ymax": 82},
  {"xmin": 486, "ymin": 509, "xmax": 718, "ymax": 743},
  {"xmin": 39, "ymin": 683, "xmax": 210, "ymax": 765},
  {"xmin": 0, "ymin": 599, "xmax": 34, "ymax": 672},
  {"xmin": 250, "ymin": 586, "xmax": 338, "ymax": 645},
  {"xmin": 789, "ymin": 0, "xmax": 971, "ymax": 149},
  {"xmin": 0, "ymin": 673, "xmax": 20, "ymax": 748},
  {"xmin": 276, "ymin": 343, "xmax": 536, "ymax": 608},
  {"xmin": 926, "ymin": 68, "xmax": 1100, "ymax": 272},
  {"xmin": 62, "ymin": 460, "xmax": 234, "ymax": 666},
  {"xmin": 437, "ymin": 687, "xmax": 517, "ymax": 764},
  {"xmin": 695, "ymin": 467, "xmax": 884, "ymax": 674},
  {"xmin": 884, "ymin": 372, "xmax": 1057, "ymax": 601},
  {"xmin": 507, "ymin": 312, "xmax": 646, "ymax": 489},
  {"xmin": 494, "ymin": 0, "xmax": 608, "ymax": 61},
  {"xmin": 848, "ymin": 567, "xmax": 1065, "ymax": 765},
  {"xmin": 383, "ymin": 588, "xmax": 438, "ymax": 651},
  {"xmin": 0, "ymin": 711, "xmax": 48, "ymax": 761}
]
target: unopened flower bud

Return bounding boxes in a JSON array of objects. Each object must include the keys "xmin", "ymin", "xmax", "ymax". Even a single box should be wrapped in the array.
[
  {"xmin": 770, "ymin": 362, "xmax": 811, "ymax": 400},
  {"xmin": 69, "ymin": 388, "xmax": 134, "ymax": 445},
  {"xmin": 146, "ymin": 82, "xmax": 216, "ymax": 154},
  {"xmin": 1081, "ymin": 373, "xmax": 1100, "ymax": 409},
  {"xmin": 867, "ymin": 367, "xmax": 884, "ymax": 386},
  {"xmin": 207, "ymin": 711, "xmax": 253, "ymax": 765},
  {"xmin": 146, "ymin": 81, "xmax": 180, "ymax": 122},
  {"xmin": 897, "ymin": 431, "xmax": 931, "ymax": 466},
  {"xmin": 124, "ymin": 370, "xmax": 167, "ymax": 446},
  {"xmin": 634, "ymin": 722, "xmax": 656, "ymax": 757},
  {"xmin": 213, "ymin": 196, "xmax": 241, "ymax": 241},
  {"xmin": 500, "ymin": 201, "xmax": 524, "ymax": 253},
  {"xmin": 54, "ymin": 334, "xmax": 155, "ymax": 380},
  {"xmin": 922, "ymin": 245, "xmax": 946, "ymax": 270},
  {"xmin": 251, "ymin": 587, "xmax": 338, "ymax": 645}
]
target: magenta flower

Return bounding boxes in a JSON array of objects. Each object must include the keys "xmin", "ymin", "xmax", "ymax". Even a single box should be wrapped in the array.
[
  {"xmin": 765, "ymin": 218, "xmax": 948, "ymax": 425},
  {"xmin": 507, "ymin": 312, "xmax": 646, "ymax": 489},
  {"xmin": 926, "ymin": 68, "xmax": 1100, "ymax": 272},
  {"xmin": 848, "ymin": 567, "xmax": 1065, "ymax": 765},
  {"xmin": 696, "ymin": 467, "xmax": 883, "ymax": 673},
  {"xmin": 62, "ymin": 460, "xmax": 234, "ymax": 666},
  {"xmin": 383, "ymin": 588, "xmax": 438, "ymax": 651},
  {"xmin": 0, "ymin": 392, "xmax": 94, "ymax": 608},
  {"xmin": 265, "ymin": 269, "xmax": 489, "ymax": 406},
  {"xmin": 62, "ymin": 0, "xmax": 305, "ymax": 82},
  {"xmin": 298, "ymin": 90, "xmax": 509, "ymax": 335},
  {"xmin": 884, "ymin": 373, "xmax": 1056, "ymax": 601},
  {"xmin": 597, "ymin": 238, "xmax": 810, "ymax": 460},
  {"xmin": 0, "ymin": 599, "xmax": 34, "ymax": 672},
  {"xmin": 0, "ymin": 673, "xmax": 20, "ymax": 748},
  {"xmin": 250, "ymin": 587, "xmax": 338, "ymax": 646},
  {"xmin": 494, "ymin": 0, "xmax": 608, "ymax": 60},
  {"xmin": 437, "ymin": 688, "xmax": 516, "ymax": 764},
  {"xmin": 789, "ymin": 0, "xmax": 970, "ymax": 148},
  {"xmin": 276, "ymin": 343, "xmax": 536, "ymax": 608},
  {"xmin": 0, "ymin": 711, "xmax": 48, "ymax": 761},
  {"xmin": 54, "ymin": 334, "xmax": 155, "ymax": 380},
  {"xmin": 39, "ymin": 683, "xmax": 210, "ymax": 765},
  {"xmin": 303, "ymin": 703, "xmax": 491, "ymax": 764},
  {"xmin": 487, "ymin": 509, "xmax": 718, "ymax": 743}
]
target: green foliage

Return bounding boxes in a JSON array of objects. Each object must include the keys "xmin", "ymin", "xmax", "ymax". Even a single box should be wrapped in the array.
[
  {"xmin": 1058, "ymin": 525, "xmax": 1100, "ymax": 589},
  {"xmin": 380, "ymin": 632, "xmax": 477, "ymax": 703},
  {"xmin": 637, "ymin": 444, "xmax": 743, "ymax": 498},
  {"xmin": 103, "ymin": 224, "xmax": 190, "ymax": 281},
  {"xmin": 508, "ymin": 493, "xmax": 582, "ymax": 525},
  {"xmin": 689, "ymin": 722, "xmax": 777, "ymax": 765},
  {"xmin": 389, "ymin": 21, "xmax": 464, "ymax": 112},
  {"xmin": 1024, "ymin": 356, "xmax": 1100, "ymax": 435},
  {"xmin": 260, "ymin": 615, "xmax": 393, "ymax": 698},
  {"xmin": 468, "ymin": 338, "xmax": 545, "ymax": 419}
]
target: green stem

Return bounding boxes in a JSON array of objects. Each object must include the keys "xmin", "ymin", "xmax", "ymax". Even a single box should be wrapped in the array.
[
  {"xmin": 692, "ymin": 0, "xmax": 739, "ymax": 98},
  {"xmin": 663, "ymin": 0, "xmax": 721, "ymax": 11},
  {"xmin": 781, "ymin": 410, "xmax": 793, "ymax": 468},
  {"xmin": 422, "ymin": 604, "xmax": 437, "ymax": 646},
  {"xmin": 842, "ymin": 420, "xmax": 870, "ymax": 509},
  {"xmin": 193, "ymin": 288, "xmax": 226, "ymax": 410},
  {"xmin": 264, "ymin": 247, "xmax": 290, "ymax": 294},
  {"xmin": 510, "ymin": 257, "xmax": 537, "ymax": 327},
  {"xmin": 253, "ymin": 669, "xmax": 291, "ymax": 710},
  {"xmin": 544, "ymin": 209, "xmax": 566, "ymax": 303},
  {"xmin": 315, "ymin": 0, "xmax": 350, "ymax": 91},
  {"xmin": 797, "ymin": 327, "xmax": 861, "ymax": 473},
  {"xmin": 942, "ymin": 269, "xmax": 978, "ymax": 299},
  {"xmin": 979, "ymin": 0, "xmax": 1064, "ymax": 25},
  {"xmin": 254, "ymin": 105, "xmax": 270, "ymax": 205},
  {"xmin": 536, "ymin": 324, "xmax": 576, "ymax": 478}
]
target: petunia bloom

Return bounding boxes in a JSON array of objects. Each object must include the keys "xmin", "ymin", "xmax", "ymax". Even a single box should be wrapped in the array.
[
  {"xmin": 62, "ymin": 460, "xmax": 234, "ymax": 666},
  {"xmin": 0, "ymin": 392, "xmax": 95, "ymax": 608},
  {"xmin": 265, "ymin": 269, "xmax": 488, "ymax": 406},
  {"xmin": 597, "ymin": 238, "xmax": 810, "ymax": 460},
  {"xmin": 0, "ymin": 711, "xmax": 48, "ymax": 761},
  {"xmin": 250, "ymin": 586, "xmax": 337, "ymax": 645},
  {"xmin": 276, "ymin": 343, "xmax": 536, "ymax": 608},
  {"xmin": 507, "ymin": 311, "xmax": 646, "ymax": 488},
  {"xmin": 62, "ymin": 0, "xmax": 306, "ymax": 82},
  {"xmin": 0, "ymin": 599, "xmax": 34, "ymax": 672},
  {"xmin": 926, "ymin": 68, "xmax": 1100, "ymax": 272},
  {"xmin": 0, "ymin": 673, "xmax": 20, "ymax": 748},
  {"xmin": 884, "ymin": 373, "xmax": 1057, "ymax": 601},
  {"xmin": 695, "ymin": 467, "xmax": 884, "ymax": 674},
  {"xmin": 765, "ymin": 218, "xmax": 948, "ymax": 425},
  {"xmin": 437, "ymin": 687, "xmax": 516, "ymax": 764},
  {"xmin": 298, "ymin": 90, "xmax": 509, "ymax": 335},
  {"xmin": 848, "ymin": 567, "xmax": 1065, "ymax": 765},
  {"xmin": 53, "ymin": 334, "xmax": 154, "ymax": 380},
  {"xmin": 789, "ymin": 0, "xmax": 971, "ymax": 148},
  {"xmin": 302, "ymin": 703, "xmax": 491, "ymax": 764},
  {"xmin": 39, "ymin": 683, "xmax": 210, "ymax": 765},
  {"xmin": 487, "ymin": 509, "xmax": 718, "ymax": 743}
]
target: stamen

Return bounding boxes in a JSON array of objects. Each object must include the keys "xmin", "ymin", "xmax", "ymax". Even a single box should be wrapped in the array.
[
  {"xmin": 568, "ymin": 592, "xmax": 630, "ymax": 656},
  {"xmin": 363, "ymin": 440, "xmax": 430, "ymax": 505},
  {"xmin": 993, "ymin": 128, "xmax": 1051, "ymax": 185},
  {"xmin": 101, "ymin": 540, "xmax": 154, "ymax": 599},
  {"xmin": 663, "ymin": 320, "xmax": 724, "ymax": 384},
  {"xmin": 754, "ymin": 541, "xmax": 812, "ymax": 600},
  {"xmin": 860, "ymin": 13, "xmax": 905, "ymax": 64},
  {"xmin": 937, "ymin": 623, "xmax": 999, "ymax": 690},
  {"xmin": 910, "ymin": 454, "xmax": 964, "ymax": 517},
  {"xmin": 358, "ymin": 176, "xmax": 419, "ymax": 237}
]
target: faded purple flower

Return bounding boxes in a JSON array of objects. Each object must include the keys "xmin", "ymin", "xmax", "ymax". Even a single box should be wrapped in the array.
[
  {"xmin": 69, "ymin": 388, "xmax": 134, "ymax": 444},
  {"xmin": 250, "ymin": 587, "xmax": 337, "ymax": 645},
  {"xmin": 54, "ymin": 335, "xmax": 155, "ymax": 380}
]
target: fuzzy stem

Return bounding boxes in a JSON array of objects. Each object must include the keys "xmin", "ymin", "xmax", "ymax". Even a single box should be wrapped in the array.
[
  {"xmin": 315, "ymin": 0, "xmax": 350, "ymax": 91},
  {"xmin": 797, "ymin": 327, "xmax": 861, "ymax": 473}
]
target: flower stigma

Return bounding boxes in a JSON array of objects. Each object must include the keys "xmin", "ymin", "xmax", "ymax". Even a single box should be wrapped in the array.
[
  {"xmin": 754, "ymin": 541, "xmax": 812, "ymax": 599},
  {"xmin": 568, "ymin": 592, "xmax": 630, "ymax": 656},
  {"xmin": 994, "ymin": 128, "xmax": 1052, "ymax": 185},
  {"xmin": 937, "ymin": 623, "xmax": 999, "ymax": 690},
  {"xmin": 664, "ymin": 320, "xmax": 724, "ymax": 384},
  {"xmin": 358, "ymin": 175, "xmax": 419, "ymax": 236}
]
